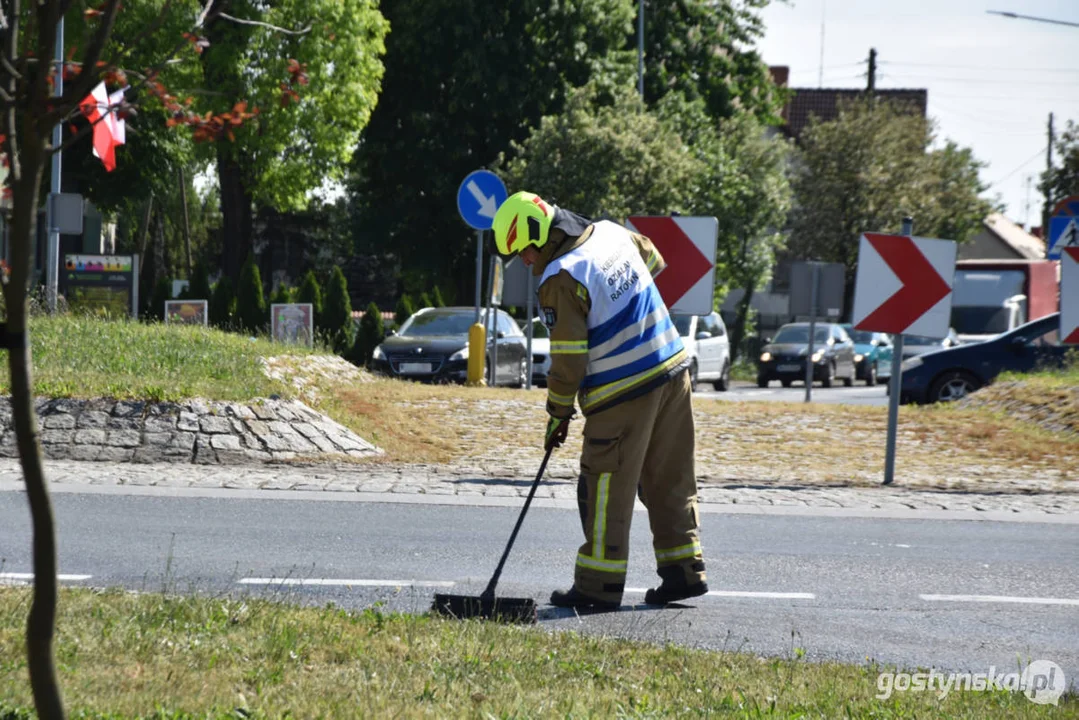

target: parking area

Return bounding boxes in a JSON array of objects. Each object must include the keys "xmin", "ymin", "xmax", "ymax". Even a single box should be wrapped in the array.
[{"xmin": 695, "ymin": 381, "xmax": 889, "ymax": 407}]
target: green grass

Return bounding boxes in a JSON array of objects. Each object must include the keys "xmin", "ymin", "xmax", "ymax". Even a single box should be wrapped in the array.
[
  {"xmin": 997, "ymin": 349, "xmax": 1079, "ymax": 390},
  {"xmin": 0, "ymin": 588, "xmax": 1069, "ymax": 719},
  {"xmin": 0, "ymin": 316, "xmax": 321, "ymax": 402}
]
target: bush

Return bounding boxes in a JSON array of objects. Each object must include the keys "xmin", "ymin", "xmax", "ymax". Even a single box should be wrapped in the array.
[
  {"xmin": 187, "ymin": 261, "xmax": 212, "ymax": 302},
  {"xmin": 322, "ymin": 265, "xmax": 353, "ymax": 353},
  {"xmin": 295, "ymin": 270, "xmax": 323, "ymax": 322},
  {"xmin": 236, "ymin": 254, "xmax": 267, "ymax": 333},
  {"xmin": 209, "ymin": 277, "xmax": 236, "ymax": 329},
  {"xmin": 269, "ymin": 283, "xmax": 292, "ymax": 307},
  {"xmin": 419, "ymin": 291, "xmax": 433, "ymax": 310},
  {"xmin": 394, "ymin": 294, "xmax": 415, "ymax": 327},
  {"xmin": 432, "ymin": 285, "xmax": 447, "ymax": 307},
  {"xmin": 351, "ymin": 301, "xmax": 385, "ymax": 367}
]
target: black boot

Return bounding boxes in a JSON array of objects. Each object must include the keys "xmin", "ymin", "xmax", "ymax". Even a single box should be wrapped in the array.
[
  {"xmin": 550, "ymin": 587, "xmax": 620, "ymax": 610},
  {"xmin": 645, "ymin": 565, "xmax": 708, "ymax": 605}
]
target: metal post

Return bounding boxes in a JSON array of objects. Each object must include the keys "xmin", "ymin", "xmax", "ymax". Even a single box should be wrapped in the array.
[
  {"xmin": 474, "ymin": 229, "xmax": 483, "ymax": 326},
  {"xmin": 484, "ymin": 258, "xmax": 494, "ymax": 385},
  {"xmin": 526, "ymin": 270, "xmax": 534, "ymax": 390},
  {"xmin": 883, "ymin": 217, "xmax": 914, "ymax": 485},
  {"xmin": 804, "ymin": 262, "xmax": 819, "ymax": 403},
  {"xmin": 637, "ymin": 0, "xmax": 644, "ymax": 98},
  {"xmin": 46, "ymin": 17, "xmax": 64, "ymax": 313}
]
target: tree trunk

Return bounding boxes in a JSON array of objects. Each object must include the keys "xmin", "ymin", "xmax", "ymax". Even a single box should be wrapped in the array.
[
  {"xmin": 152, "ymin": 205, "xmax": 167, "ymax": 286},
  {"xmin": 216, "ymin": 148, "xmax": 253, "ymax": 282},
  {"xmin": 136, "ymin": 194, "xmax": 153, "ymax": 276},
  {"xmin": 179, "ymin": 168, "xmax": 193, "ymax": 277},
  {"xmin": 5, "ymin": 132, "xmax": 66, "ymax": 719},
  {"xmin": 730, "ymin": 278, "xmax": 758, "ymax": 363}
]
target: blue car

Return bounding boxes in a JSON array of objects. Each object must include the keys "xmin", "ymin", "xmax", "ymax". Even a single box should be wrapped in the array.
[
  {"xmin": 840, "ymin": 324, "xmax": 894, "ymax": 386},
  {"xmin": 899, "ymin": 313, "xmax": 1069, "ymax": 404}
]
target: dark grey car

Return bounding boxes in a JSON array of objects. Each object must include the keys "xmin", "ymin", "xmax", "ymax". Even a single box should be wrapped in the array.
[
  {"xmin": 757, "ymin": 322, "xmax": 858, "ymax": 388},
  {"xmin": 370, "ymin": 307, "xmax": 529, "ymax": 387}
]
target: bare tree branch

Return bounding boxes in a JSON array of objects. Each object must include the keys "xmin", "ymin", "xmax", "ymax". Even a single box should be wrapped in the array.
[
  {"xmin": 214, "ymin": 12, "xmax": 312, "ymax": 35},
  {"xmin": 52, "ymin": 0, "xmax": 124, "ymax": 115}
]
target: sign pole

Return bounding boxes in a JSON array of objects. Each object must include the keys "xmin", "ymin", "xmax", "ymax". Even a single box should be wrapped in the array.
[
  {"xmin": 526, "ymin": 270, "xmax": 534, "ymax": 390},
  {"xmin": 484, "ymin": 259, "xmax": 495, "ymax": 385},
  {"xmin": 46, "ymin": 17, "xmax": 64, "ymax": 314},
  {"xmin": 474, "ymin": 229, "xmax": 483, "ymax": 326},
  {"xmin": 804, "ymin": 262, "xmax": 819, "ymax": 403},
  {"xmin": 883, "ymin": 217, "xmax": 914, "ymax": 485}
]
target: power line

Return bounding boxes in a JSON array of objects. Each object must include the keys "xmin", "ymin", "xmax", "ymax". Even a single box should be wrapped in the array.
[
  {"xmin": 874, "ymin": 74, "xmax": 1079, "ymax": 87},
  {"xmin": 881, "ymin": 61, "xmax": 1079, "ymax": 74},
  {"xmin": 986, "ymin": 10, "xmax": 1079, "ymax": 28},
  {"xmin": 986, "ymin": 145, "xmax": 1050, "ymax": 189}
]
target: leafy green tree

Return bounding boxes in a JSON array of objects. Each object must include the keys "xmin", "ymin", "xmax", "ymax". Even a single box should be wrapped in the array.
[
  {"xmin": 351, "ymin": 301, "xmax": 385, "ymax": 367},
  {"xmin": 295, "ymin": 270, "xmax": 324, "ymax": 321},
  {"xmin": 187, "ymin": 261, "xmax": 213, "ymax": 302},
  {"xmin": 432, "ymin": 285, "xmax": 447, "ymax": 307},
  {"xmin": 1041, "ymin": 119, "xmax": 1079, "ymax": 223},
  {"xmin": 500, "ymin": 83, "xmax": 702, "ymax": 219},
  {"xmin": 236, "ymin": 255, "xmax": 267, "ymax": 332},
  {"xmin": 145, "ymin": 277, "xmax": 173, "ymax": 322},
  {"xmin": 638, "ymin": 0, "xmax": 784, "ymax": 122},
  {"xmin": 351, "ymin": 0, "xmax": 635, "ymax": 299},
  {"xmin": 395, "ymin": 294, "xmax": 416, "ymax": 327},
  {"xmin": 788, "ymin": 97, "xmax": 991, "ymax": 311},
  {"xmin": 199, "ymin": 0, "xmax": 388, "ymax": 280},
  {"xmin": 323, "ymin": 266, "xmax": 354, "ymax": 353},
  {"xmin": 210, "ymin": 277, "xmax": 237, "ymax": 329},
  {"xmin": 419, "ymin": 291, "xmax": 433, "ymax": 310},
  {"xmin": 269, "ymin": 284, "xmax": 293, "ymax": 306}
]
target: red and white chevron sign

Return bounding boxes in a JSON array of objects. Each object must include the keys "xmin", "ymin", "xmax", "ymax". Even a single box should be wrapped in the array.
[
  {"xmin": 1063, "ymin": 248, "xmax": 1079, "ymax": 345},
  {"xmin": 852, "ymin": 233, "xmax": 956, "ymax": 337},
  {"xmin": 626, "ymin": 216, "xmax": 717, "ymax": 315}
]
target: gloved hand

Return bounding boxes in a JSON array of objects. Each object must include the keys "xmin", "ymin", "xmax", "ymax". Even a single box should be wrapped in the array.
[{"xmin": 545, "ymin": 414, "xmax": 572, "ymax": 451}]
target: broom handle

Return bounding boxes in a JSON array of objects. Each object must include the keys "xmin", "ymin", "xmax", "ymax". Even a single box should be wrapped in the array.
[{"xmin": 481, "ymin": 445, "xmax": 554, "ymax": 599}]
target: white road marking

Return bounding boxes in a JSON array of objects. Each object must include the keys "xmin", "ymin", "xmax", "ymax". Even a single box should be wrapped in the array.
[
  {"xmin": 920, "ymin": 594, "xmax": 1079, "ymax": 607},
  {"xmin": 238, "ymin": 578, "xmax": 455, "ymax": 588},
  {"xmin": 0, "ymin": 573, "xmax": 92, "ymax": 581},
  {"xmin": 624, "ymin": 588, "xmax": 814, "ymax": 600}
]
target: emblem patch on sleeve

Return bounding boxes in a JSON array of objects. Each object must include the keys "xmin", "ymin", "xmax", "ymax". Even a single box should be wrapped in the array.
[{"xmin": 542, "ymin": 306, "xmax": 557, "ymax": 328}]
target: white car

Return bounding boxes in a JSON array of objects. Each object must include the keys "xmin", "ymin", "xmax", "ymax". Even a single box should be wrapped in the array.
[
  {"xmin": 672, "ymin": 312, "xmax": 731, "ymax": 392},
  {"xmin": 526, "ymin": 318, "xmax": 552, "ymax": 387}
]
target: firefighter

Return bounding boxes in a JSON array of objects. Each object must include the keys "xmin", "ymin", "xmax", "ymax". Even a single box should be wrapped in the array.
[{"xmin": 492, "ymin": 191, "xmax": 707, "ymax": 609}]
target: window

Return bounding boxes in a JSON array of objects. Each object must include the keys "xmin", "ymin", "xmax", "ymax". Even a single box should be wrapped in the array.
[
  {"xmin": 705, "ymin": 314, "xmax": 725, "ymax": 336},
  {"xmin": 497, "ymin": 312, "xmax": 521, "ymax": 336},
  {"xmin": 1024, "ymin": 327, "xmax": 1060, "ymax": 348}
]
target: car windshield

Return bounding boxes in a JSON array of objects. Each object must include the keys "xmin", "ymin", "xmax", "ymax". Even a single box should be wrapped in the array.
[
  {"xmin": 904, "ymin": 335, "xmax": 943, "ymax": 345},
  {"xmin": 950, "ymin": 306, "xmax": 1014, "ymax": 335},
  {"xmin": 530, "ymin": 320, "xmax": 550, "ymax": 339},
  {"xmin": 672, "ymin": 316, "xmax": 693, "ymax": 337},
  {"xmin": 398, "ymin": 312, "xmax": 474, "ymax": 337},
  {"xmin": 773, "ymin": 326, "xmax": 830, "ymax": 344},
  {"xmin": 848, "ymin": 329, "xmax": 876, "ymax": 344}
]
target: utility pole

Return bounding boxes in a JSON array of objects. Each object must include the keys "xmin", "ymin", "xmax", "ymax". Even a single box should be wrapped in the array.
[
  {"xmin": 637, "ymin": 0, "xmax": 645, "ymax": 98},
  {"xmin": 178, "ymin": 168, "xmax": 193, "ymax": 277},
  {"xmin": 1043, "ymin": 112, "xmax": 1055, "ymax": 235},
  {"xmin": 866, "ymin": 47, "xmax": 877, "ymax": 93}
]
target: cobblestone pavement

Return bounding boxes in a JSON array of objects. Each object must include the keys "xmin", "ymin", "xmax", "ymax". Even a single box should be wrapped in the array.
[{"xmin": 2, "ymin": 459, "xmax": 1076, "ymax": 517}]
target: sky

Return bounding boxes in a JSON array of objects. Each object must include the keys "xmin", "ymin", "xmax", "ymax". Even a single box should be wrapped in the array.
[{"xmin": 756, "ymin": 0, "xmax": 1079, "ymax": 231}]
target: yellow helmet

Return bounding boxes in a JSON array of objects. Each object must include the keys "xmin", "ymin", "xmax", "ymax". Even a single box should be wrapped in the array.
[{"xmin": 492, "ymin": 191, "xmax": 555, "ymax": 257}]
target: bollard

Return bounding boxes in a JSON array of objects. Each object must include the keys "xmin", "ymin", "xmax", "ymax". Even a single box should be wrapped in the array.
[{"xmin": 467, "ymin": 323, "xmax": 487, "ymax": 385}]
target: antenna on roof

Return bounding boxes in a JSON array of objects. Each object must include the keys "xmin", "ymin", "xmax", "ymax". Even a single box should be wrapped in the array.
[{"xmin": 818, "ymin": 0, "xmax": 826, "ymax": 88}]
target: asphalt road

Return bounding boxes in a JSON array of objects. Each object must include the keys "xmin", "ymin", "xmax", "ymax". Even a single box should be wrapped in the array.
[
  {"xmin": 2, "ymin": 490, "xmax": 1076, "ymax": 683},
  {"xmin": 695, "ymin": 380, "xmax": 890, "ymax": 406}
]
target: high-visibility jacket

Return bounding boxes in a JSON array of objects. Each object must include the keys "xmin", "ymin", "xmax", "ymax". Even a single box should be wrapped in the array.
[{"xmin": 538, "ymin": 220, "xmax": 688, "ymax": 417}]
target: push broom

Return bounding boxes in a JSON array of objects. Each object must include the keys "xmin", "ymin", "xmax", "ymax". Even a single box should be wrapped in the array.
[{"xmin": 432, "ymin": 446, "xmax": 553, "ymax": 623}]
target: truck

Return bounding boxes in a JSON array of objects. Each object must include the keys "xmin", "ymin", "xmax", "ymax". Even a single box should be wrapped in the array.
[{"xmin": 949, "ymin": 259, "xmax": 1059, "ymax": 344}]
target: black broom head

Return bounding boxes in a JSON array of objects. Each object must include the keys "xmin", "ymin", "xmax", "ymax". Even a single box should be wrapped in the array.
[{"xmin": 432, "ymin": 593, "xmax": 537, "ymax": 624}]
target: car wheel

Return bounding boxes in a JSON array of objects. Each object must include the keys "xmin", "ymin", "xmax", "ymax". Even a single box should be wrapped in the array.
[
  {"xmin": 821, "ymin": 362, "xmax": 834, "ymax": 388},
  {"xmin": 781, "ymin": 378, "xmax": 793, "ymax": 388},
  {"xmin": 688, "ymin": 360, "xmax": 699, "ymax": 392},
  {"xmin": 757, "ymin": 376, "xmax": 769, "ymax": 388},
  {"xmin": 713, "ymin": 361, "xmax": 730, "ymax": 392},
  {"xmin": 929, "ymin": 370, "xmax": 982, "ymax": 403},
  {"xmin": 865, "ymin": 363, "xmax": 877, "ymax": 387},
  {"xmin": 513, "ymin": 358, "xmax": 527, "ymax": 388}
]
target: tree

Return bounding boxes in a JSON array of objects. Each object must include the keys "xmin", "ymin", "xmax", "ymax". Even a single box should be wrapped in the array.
[
  {"xmin": 499, "ymin": 83, "xmax": 703, "ymax": 219},
  {"xmin": 1041, "ymin": 119, "xmax": 1079, "ymax": 218},
  {"xmin": 322, "ymin": 265, "xmax": 353, "ymax": 353},
  {"xmin": 788, "ymin": 97, "xmax": 992, "ymax": 312},
  {"xmin": 198, "ymin": 0, "xmax": 388, "ymax": 281},
  {"xmin": 638, "ymin": 0, "xmax": 784, "ymax": 122},
  {"xmin": 350, "ymin": 0, "xmax": 635, "ymax": 299},
  {"xmin": 187, "ymin": 261, "xmax": 213, "ymax": 302},
  {"xmin": 210, "ymin": 277, "xmax": 237, "ymax": 329},
  {"xmin": 295, "ymin": 269, "xmax": 323, "ymax": 321},
  {"xmin": 351, "ymin": 301, "xmax": 385, "ymax": 367},
  {"xmin": 394, "ymin": 294, "xmax": 415, "ymax": 327},
  {"xmin": 419, "ymin": 291, "xmax": 433, "ymax": 309},
  {"xmin": 269, "ymin": 282, "xmax": 292, "ymax": 306},
  {"xmin": 432, "ymin": 285, "xmax": 447, "ymax": 307},
  {"xmin": 236, "ymin": 254, "xmax": 266, "ymax": 332}
]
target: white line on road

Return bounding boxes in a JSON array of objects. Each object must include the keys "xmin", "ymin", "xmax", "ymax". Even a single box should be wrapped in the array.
[
  {"xmin": 238, "ymin": 578, "xmax": 456, "ymax": 588},
  {"xmin": 0, "ymin": 573, "xmax": 92, "ymax": 581},
  {"xmin": 625, "ymin": 588, "xmax": 815, "ymax": 600},
  {"xmin": 920, "ymin": 594, "xmax": 1079, "ymax": 607}
]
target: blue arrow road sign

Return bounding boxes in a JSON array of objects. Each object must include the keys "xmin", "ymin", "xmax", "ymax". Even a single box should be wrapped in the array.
[
  {"xmin": 1047, "ymin": 194, "xmax": 1079, "ymax": 259},
  {"xmin": 457, "ymin": 170, "xmax": 507, "ymax": 231}
]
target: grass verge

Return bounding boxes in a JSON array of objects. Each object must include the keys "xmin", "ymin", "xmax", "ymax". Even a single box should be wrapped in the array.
[
  {"xmin": 0, "ymin": 588, "xmax": 1069, "ymax": 718},
  {"xmin": 0, "ymin": 316, "xmax": 316, "ymax": 402}
]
